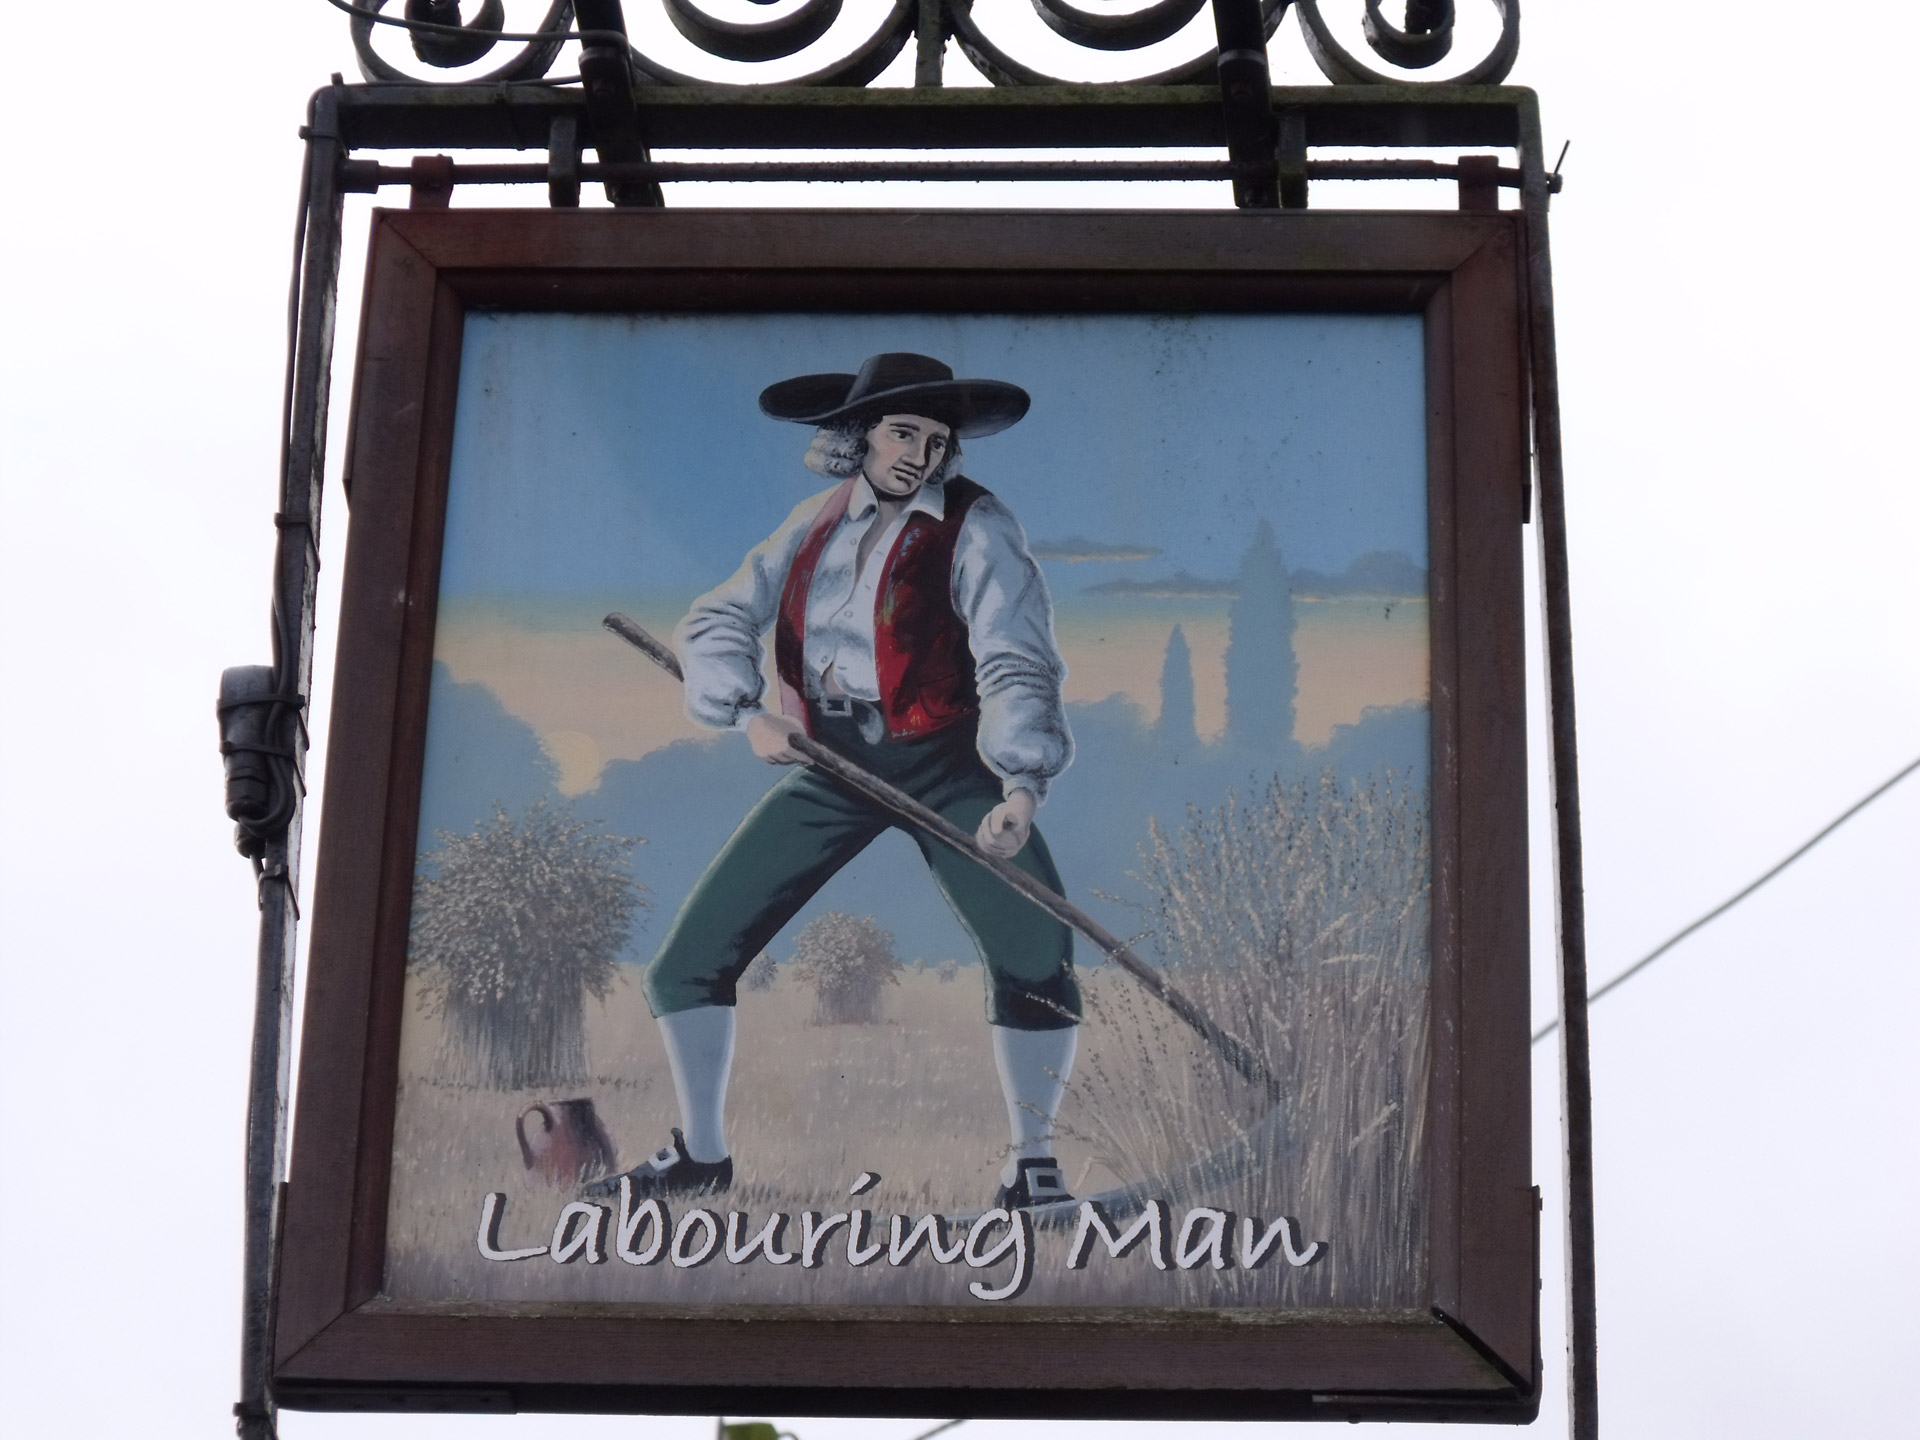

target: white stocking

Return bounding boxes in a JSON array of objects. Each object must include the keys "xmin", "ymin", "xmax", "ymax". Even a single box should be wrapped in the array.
[
  {"xmin": 657, "ymin": 1005, "xmax": 736, "ymax": 1163},
  {"xmin": 991, "ymin": 1024, "xmax": 1077, "ymax": 1185}
]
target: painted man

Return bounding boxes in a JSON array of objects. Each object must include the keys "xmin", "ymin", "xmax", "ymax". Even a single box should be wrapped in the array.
[{"xmin": 587, "ymin": 352, "xmax": 1079, "ymax": 1212}]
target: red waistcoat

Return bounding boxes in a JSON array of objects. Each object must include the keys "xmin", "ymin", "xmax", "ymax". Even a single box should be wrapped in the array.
[{"xmin": 774, "ymin": 477, "xmax": 988, "ymax": 739}]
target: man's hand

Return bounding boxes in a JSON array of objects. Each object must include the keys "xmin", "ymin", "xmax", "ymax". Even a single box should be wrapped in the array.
[
  {"xmin": 976, "ymin": 788, "xmax": 1037, "ymax": 858},
  {"xmin": 746, "ymin": 712, "xmax": 806, "ymax": 765}
]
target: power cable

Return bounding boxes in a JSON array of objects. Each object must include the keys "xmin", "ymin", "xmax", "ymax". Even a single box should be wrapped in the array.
[{"xmin": 1534, "ymin": 752, "xmax": 1920, "ymax": 1043}]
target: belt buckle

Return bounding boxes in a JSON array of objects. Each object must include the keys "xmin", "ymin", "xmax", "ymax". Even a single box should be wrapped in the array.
[{"xmin": 817, "ymin": 695, "xmax": 853, "ymax": 718}]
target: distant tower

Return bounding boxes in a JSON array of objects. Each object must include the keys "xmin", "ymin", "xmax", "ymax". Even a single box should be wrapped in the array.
[
  {"xmin": 1155, "ymin": 624, "xmax": 1198, "ymax": 751},
  {"xmin": 1223, "ymin": 520, "xmax": 1298, "ymax": 751}
]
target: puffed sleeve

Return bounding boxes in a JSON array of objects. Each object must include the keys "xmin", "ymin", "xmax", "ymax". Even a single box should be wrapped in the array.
[
  {"xmin": 951, "ymin": 492, "xmax": 1074, "ymax": 803},
  {"xmin": 674, "ymin": 488, "xmax": 833, "ymax": 730}
]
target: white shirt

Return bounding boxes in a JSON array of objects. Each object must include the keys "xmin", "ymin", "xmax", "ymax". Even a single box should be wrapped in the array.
[{"xmin": 676, "ymin": 475, "xmax": 1074, "ymax": 802}]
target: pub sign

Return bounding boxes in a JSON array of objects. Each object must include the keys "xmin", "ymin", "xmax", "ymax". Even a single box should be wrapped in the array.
[{"xmin": 274, "ymin": 208, "xmax": 1536, "ymax": 1421}]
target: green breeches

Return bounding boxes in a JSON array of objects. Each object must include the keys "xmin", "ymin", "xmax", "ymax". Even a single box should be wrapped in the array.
[{"xmin": 642, "ymin": 714, "xmax": 1080, "ymax": 1031}]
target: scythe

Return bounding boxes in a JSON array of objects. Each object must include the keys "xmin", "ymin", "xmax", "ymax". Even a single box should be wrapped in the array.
[{"xmin": 602, "ymin": 609, "xmax": 1285, "ymax": 1109}]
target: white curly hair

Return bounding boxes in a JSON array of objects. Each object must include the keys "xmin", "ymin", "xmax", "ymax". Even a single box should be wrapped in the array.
[{"xmin": 802, "ymin": 413, "xmax": 962, "ymax": 484}]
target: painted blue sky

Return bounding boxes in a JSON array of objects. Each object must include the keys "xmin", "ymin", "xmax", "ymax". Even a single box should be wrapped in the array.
[{"xmin": 440, "ymin": 311, "xmax": 1427, "ymax": 600}]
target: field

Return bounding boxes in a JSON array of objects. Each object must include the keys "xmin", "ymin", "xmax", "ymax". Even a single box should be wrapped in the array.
[{"xmin": 384, "ymin": 774, "xmax": 1431, "ymax": 1313}]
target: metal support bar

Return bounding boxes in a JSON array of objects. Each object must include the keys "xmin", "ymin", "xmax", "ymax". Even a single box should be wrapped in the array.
[
  {"xmin": 234, "ymin": 84, "xmax": 347, "ymax": 1440},
  {"xmin": 1519, "ymin": 111, "xmax": 1601, "ymax": 1439},
  {"xmin": 408, "ymin": 153, "xmax": 454, "ymax": 209},
  {"xmin": 330, "ymin": 83, "xmax": 1532, "ymax": 154},
  {"xmin": 575, "ymin": 0, "xmax": 663, "ymax": 207},
  {"xmin": 1456, "ymin": 152, "xmax": 1499, "ymax": 211},
  {"xmin": 1211, "ymin": 0, "xmax": 1278, "ymax": 207},
  {"xmin": 337, "ymin": 156, "xmax": 1556, "ymax": 190},
  {"xmin": 1276, "ymin": 105, "xmax": 1307, "ymax": 209},
  {"xmin": 547, "ymin": 114, "xmax": 581, "ymax": 207},
  {"xmin": 914, "ymin": 0, "xmax": 944, "ymax": 87}
]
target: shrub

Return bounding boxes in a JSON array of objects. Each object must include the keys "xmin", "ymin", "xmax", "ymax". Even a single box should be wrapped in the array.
[
  {"xmin": 789, "ymin": 912, "xmax": 902, "ymax": 1025},
  {"xmin": 742, "ymin": 950, "xmax": 779, "ymax": 992},
  {"xmin": 409, "ymin": 800, "xmax": 646, "ymax": 1089}
]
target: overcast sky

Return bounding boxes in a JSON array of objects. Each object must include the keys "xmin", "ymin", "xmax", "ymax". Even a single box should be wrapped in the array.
[{"xmin": 2, "ymin": 4, "xmax": 1915, "ymax": 1440}]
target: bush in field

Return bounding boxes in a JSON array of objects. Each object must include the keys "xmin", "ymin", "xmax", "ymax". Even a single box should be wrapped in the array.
[
  {"xmin": 1073, "ymin": 769, "xmax": 1430, "ymax": 1307},
  {"xmin": 790, "ymin": 912, "xmax": 901, "ymax": 1025},
  {"xmin": 410, "ymin": 800, "xmax": 646, "ymax": 1089},
  {"xmin": 742, "ymin": 950, "xmax": 779, "ymax": 992}
]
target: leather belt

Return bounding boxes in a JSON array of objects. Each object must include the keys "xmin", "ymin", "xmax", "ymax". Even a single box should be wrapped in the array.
[{"xmin": 811, "ymin": 694, "xmax": 887, "ymax": 743}]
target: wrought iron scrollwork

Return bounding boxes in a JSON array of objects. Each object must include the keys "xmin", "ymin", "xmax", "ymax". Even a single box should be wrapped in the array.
[
  {"xmin": 942, "ymin": 0, "xmax": 1289, "ymax": 88},
  {"xmin": 341, "ymin": 0, "xmax": 1519, "ymax": 88},
  {"xmin": 629, "ymin": 0, "xmax": 915, "ymax": 87},
  {"xmin": 660, "ymin": 0, "xmax": 842, "ymax": 65},
  {"xmin": 1298, "ymin": 0, "xmax": 1518, "ymax": 86},
  {"xmin": 347, "ymin": 0, "xmax": 577, "ymax": 83},
  {"xmin": 1030, "ymin": 0, "xmax": 1210, "ymax": 52}
]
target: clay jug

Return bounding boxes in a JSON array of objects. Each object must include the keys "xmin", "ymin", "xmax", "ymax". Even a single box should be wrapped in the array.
[{"xmin": 516, "ymin": 1098, "xmax": 618, "ymax": 1185}]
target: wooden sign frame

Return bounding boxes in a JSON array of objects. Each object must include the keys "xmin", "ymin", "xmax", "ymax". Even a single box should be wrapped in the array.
[{"xmin": 274, "ymin": 207, "xmax": 1536, "ymax": 1422}]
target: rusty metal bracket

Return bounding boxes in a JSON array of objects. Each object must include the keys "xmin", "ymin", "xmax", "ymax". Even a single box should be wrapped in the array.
[
  {"xmin": 547, "ymin": 113, "xmax": 582, "ymax": 207},
  {"xmin": 1519, "ymin": 99, "xmax": 1601, "ymax": 1440},
  {"xmin": 407, "ymin": 153, "xmax": 454, "ymax": 209},
  {"xmin": 1211, "ymin": 0, "xmax": 1278, "ymax": 208},
  {"xmin": 1276, "ymin": 104, "xmax": 1307, "ymax": 209},
  {"xmin": 1456, "ymin": 151, "xmax": 1499, "ymax": 211},
  {"xmin": 575, "ymin": 0, "xmax": 662, "ymax": 207},
  {"xmin": 915, "ymin": 0, "xmax": 944, "ymax": 86},
  {"xmin": 230, "ymin": 79, "xmax": 347, "ymax": 1440}
]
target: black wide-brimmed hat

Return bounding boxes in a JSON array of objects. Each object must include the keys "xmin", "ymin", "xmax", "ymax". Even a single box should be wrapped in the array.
[{"xmin": 758, "ymin": 352, "xmax": 1030, "ymax": 437}]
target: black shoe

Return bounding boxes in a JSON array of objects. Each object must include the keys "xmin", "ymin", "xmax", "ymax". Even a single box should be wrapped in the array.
[
  {"xmin": 994, "ymin": 1158, "xmax": 1074, "ymax": 1211},
  {"xmin": 581, "ymin": 1128, "xmax": 733, "ymax": 1201}
]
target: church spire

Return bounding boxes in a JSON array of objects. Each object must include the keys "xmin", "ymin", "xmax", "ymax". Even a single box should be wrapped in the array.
[
  {"xmin": 1155, "ymin": 623, "xmax": 1197, "ymax": 752},
  {"xmin": 1223, "ymin": 520, "xmax": 1297, "ymax": 752}
]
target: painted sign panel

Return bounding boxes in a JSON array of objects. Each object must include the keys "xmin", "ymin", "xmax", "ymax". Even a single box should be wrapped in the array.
[
  {"xmin": 387, "ymin": 310, "xmax": 1431, "ymax": 1312},
  {"xmin": 275, "ymin": 209, "xmax": 1535, "ymax": 1418}
]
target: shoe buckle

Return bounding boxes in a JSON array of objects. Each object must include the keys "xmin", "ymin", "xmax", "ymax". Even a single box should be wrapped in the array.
[
  {"xmin": 649, "ymin": 1145, "xmax": 679, "ymax": 1170},
  {"xmin": 1025, "ymin": 1163, "xmax": 1068, "ymax": 1199}
]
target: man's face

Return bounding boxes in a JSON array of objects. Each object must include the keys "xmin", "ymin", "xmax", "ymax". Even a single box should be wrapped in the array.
[{"xmin": 861, "ymin": 413, "xmax": 953, "ymax": 498}]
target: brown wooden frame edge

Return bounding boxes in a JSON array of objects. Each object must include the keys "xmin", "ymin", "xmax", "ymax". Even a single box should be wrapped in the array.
[
  {"xmin": 276, "ymin": 1384, "xmax": 1534, "ymax": 1425},
  {"xmin": 278, "ymin": 1384, "xmax": 1532, "ymax": 1425},
  {"xmin": 277, "ymin": 207, "xmax": 1535, "ymax": 1420},
  {"xmin": 276, "ymin": 1308, "xmax": 1535, "ymax": 1421}
]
